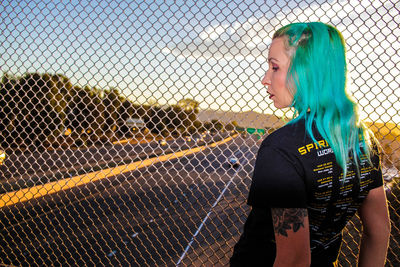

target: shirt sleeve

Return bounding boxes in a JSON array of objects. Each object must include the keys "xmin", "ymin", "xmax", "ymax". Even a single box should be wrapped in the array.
[
  {"xmin": 369, "ymin": 150, "xmax": 384, "ymax": 189},
  {"xmin": 247, "ymin": 144, "xmax": 307, "ymax": 208}
]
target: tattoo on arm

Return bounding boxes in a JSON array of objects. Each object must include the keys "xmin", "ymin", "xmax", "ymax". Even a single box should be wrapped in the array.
[{"xmin": 271, "ymin": 208, "xmax": 308, "ymax": 237}]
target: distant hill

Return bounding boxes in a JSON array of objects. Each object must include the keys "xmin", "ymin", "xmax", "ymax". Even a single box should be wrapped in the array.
[
  {"xmin": 197, "ymin": 109, "xmax": 399, "ymax": 169},
  {"xmin": 197, "ymin": 109, "xmax": 286, "ymax": 129}
]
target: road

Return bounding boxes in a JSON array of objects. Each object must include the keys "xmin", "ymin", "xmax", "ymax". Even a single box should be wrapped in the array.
[
  {"xmin": 1, "ymin": 133, "xmax": 398, "ymax": 266},
  {"xmin": 0, "ymin": 133, "xmax": 226, "ymax": 192},
  {"xmin": 0, "ymin": 134, "xmax": 260, "ymax": 266}
]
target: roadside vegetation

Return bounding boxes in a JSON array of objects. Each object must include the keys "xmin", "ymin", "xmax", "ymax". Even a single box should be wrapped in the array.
[
  {"xmin": 0, "ymin": 73, "xmax": 237, "ymax": 151},
  {"xmin": 0, "ymin": 72, "xmax": 398, "ymax": 172}
]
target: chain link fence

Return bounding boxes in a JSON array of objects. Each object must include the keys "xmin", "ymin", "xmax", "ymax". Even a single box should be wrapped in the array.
[{"xmin": 0, "ymin": 0, "xmax": 399, "ymax": 266}]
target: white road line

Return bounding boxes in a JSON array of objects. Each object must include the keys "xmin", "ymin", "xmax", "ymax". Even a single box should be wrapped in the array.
[{"xmin": 176, "ymin": 150, "xmax": 254, "ymax": 266}]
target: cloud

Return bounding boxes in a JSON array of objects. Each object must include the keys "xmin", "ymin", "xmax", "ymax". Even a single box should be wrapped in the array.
[
  {"xmin": 161, "ymin": 0, "xmax": 399, "ymax": 63},
  {"xmin": 159, "ymin": 0, "xmax": 400, "ymax": 123},
  {"xmin": 162, "ymin": 17, "xmax": 276, "ymax": 62}
]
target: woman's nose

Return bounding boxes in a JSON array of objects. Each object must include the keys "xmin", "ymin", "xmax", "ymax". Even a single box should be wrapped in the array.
[{"xmin": 261, "ymin": 71, "xmax": 271, "ymax": 86}]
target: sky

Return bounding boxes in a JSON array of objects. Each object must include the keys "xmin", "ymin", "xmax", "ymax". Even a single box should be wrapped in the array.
[{"xmin": 0, "ymin": 0, "xmax": 399, "ymax": 123}]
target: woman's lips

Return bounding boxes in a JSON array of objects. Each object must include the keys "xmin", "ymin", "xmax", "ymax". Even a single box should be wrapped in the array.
[{"xmin": 268, "ymin": 92, "xmax": 274, "ymax": 99}]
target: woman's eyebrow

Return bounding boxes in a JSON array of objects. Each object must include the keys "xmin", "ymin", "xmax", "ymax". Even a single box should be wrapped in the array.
[{"xmin": 268, "ymin": 57, "xmax": 279, "ymax": 63}]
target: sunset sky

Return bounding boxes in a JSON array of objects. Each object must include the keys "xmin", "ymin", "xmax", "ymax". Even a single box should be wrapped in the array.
[{"xmin": 1, "ymin": 0, "xmax": 399, "ymax": 123}]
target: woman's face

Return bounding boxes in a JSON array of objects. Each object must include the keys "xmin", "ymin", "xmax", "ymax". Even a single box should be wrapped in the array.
[{"xmin": 261, "ymin": 37, "xmax": 293, "ymax": 109}]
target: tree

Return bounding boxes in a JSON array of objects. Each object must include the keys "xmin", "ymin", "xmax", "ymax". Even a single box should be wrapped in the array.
[
  {"xmin": 225, "ymin": 121, "xmax": 238, "ymax": 131},
  {"xmin": 117, "ymin": 100, "xmax": 136, "ymax": 136},
  {"xmin": 177, "ymin": 98, "xmax": 199, "ymax": 113},
  {"xmin": 45, "ymin": 73, "xmax": 73, "ymax": 128},
  {"xmin": 175, "ymin": 98, "xmax": 200, "ymax": 133},
  {"xmin": 0, "ymin": 74, "xmax": 17, "ymax": 148},
  {"xmin": 102, "ymin": 88, "xmax": 122, "ymax": 134},
  {"xmin": 15, "ymin": 73, "xmax": 63, "ymax": 148},
  {"xmin": 211, "ymin": 119, "xmax": 223, "ymax": 131}
]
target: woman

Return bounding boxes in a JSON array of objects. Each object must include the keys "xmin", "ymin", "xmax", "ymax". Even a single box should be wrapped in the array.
[{"xmin": 230, "ymin": 22, "xmax": 390, "ymax": 267}]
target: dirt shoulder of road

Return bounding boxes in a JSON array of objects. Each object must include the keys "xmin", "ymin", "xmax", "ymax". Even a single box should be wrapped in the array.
[{"xmin": 366, "ymin": 121, "xmax": 400, "ymax": 169}]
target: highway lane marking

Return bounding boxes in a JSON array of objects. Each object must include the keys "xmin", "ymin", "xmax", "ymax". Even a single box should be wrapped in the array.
[
  {"xmin": 0, "ymin": 136, "xmax": 235, "ymax": 208},
  {"xmin": 176, "ymin": 149, "xmax": 253, "ymax": 266},
  {"xmin": 113, "ymin": 139, "xmax": 131, "ymax": 145}
]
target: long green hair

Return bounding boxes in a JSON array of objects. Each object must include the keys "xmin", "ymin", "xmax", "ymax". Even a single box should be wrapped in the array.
[{"xmin": 273, "ymin": 22, "xmax": 373, "ymax": 179}]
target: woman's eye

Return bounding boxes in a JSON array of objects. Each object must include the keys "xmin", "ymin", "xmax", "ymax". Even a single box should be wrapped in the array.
[{"xmin": 272, "ymin": 66, "xmax": 278, "ymax": 71}]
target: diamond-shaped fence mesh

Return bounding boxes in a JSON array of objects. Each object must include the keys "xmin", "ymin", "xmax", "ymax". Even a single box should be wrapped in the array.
[{"xmin": 0, "ymin": 1, "xmax": 399, "ymax": 266}]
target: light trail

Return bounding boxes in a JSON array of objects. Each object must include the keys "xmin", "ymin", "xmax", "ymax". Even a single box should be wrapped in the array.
[{"xmin": 0, "ymin": 136, "xmax": 234, "ymax": 208}]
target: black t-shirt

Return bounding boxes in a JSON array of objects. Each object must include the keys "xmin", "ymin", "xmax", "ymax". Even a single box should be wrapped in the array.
[{"xmin": 230, "ymin": 119, "xmax": 383, "ymax": 267}]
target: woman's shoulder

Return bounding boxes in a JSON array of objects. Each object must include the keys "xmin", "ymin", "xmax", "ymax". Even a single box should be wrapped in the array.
[{"xmin": 262, "ymin": 120, "xmax": 307, "ymax": 147}]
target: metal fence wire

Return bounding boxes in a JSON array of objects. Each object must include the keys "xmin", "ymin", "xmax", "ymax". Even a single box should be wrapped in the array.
[{"xmin": 0, "ymin": 0, "xmax": 399, "ymax": 266}]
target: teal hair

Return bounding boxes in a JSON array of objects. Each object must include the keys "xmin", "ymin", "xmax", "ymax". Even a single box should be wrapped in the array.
[{"xmin": 273, "ymin": 22, "xmax": 373, "ymax": 179}]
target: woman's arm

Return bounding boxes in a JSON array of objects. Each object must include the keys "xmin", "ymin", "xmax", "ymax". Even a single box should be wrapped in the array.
[
  {"xmin": 358, "ymin": 186, "xmax": 390, "ymax": 267},
  {"xmin": 272, "ymin": 208, "xmax": 311, "ymax": 267}
]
